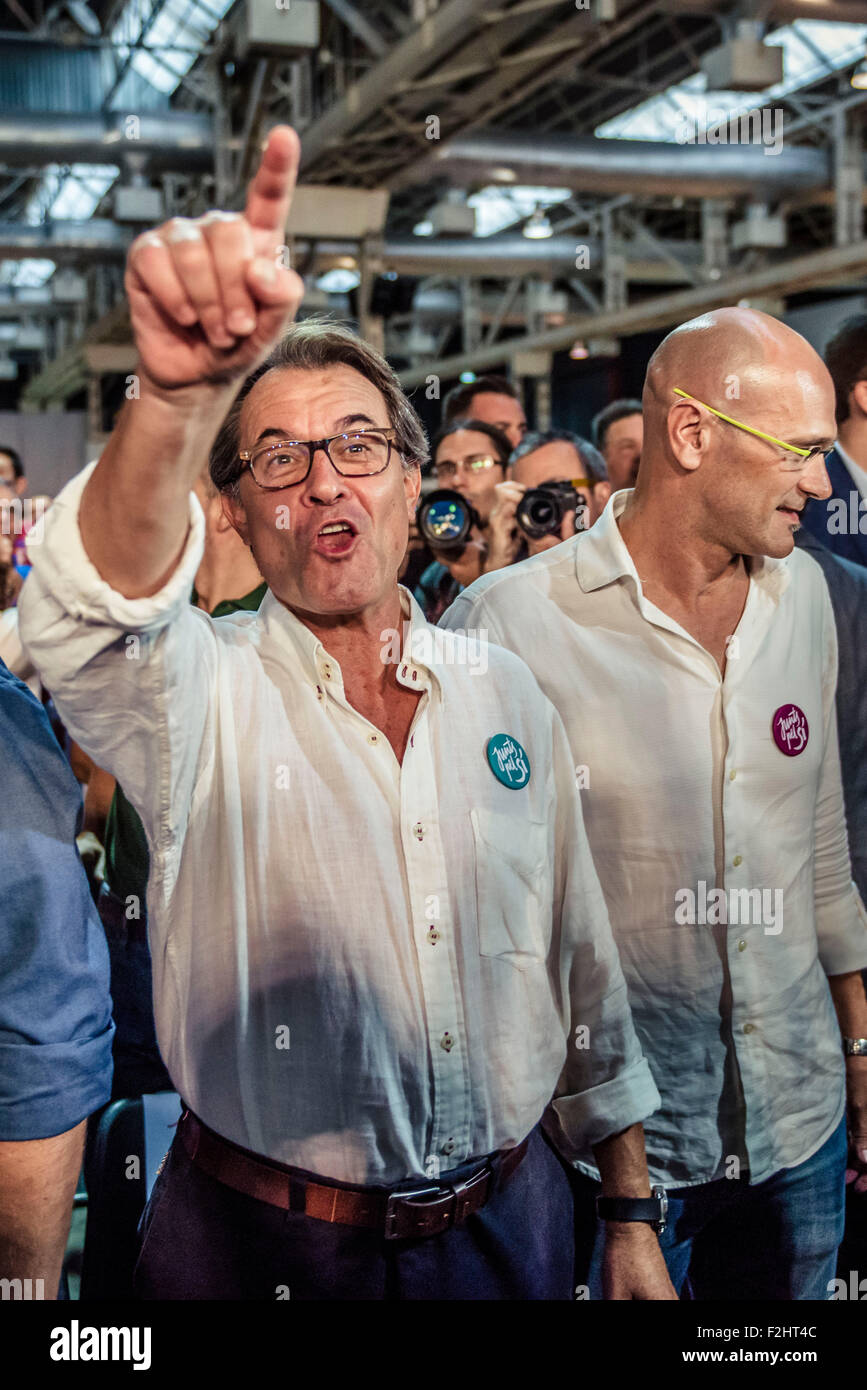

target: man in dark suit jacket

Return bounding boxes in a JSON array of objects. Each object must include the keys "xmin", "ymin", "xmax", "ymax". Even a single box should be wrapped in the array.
[
  {"xmin": 795, "ymin": 528, "xmax": 867, "ymax": 901},
  {"xmin": 800, "ymin": 315, "xmax": 867, "ymax": 567},
  {"xmin": 794, "ymin": 524, "xmax": 867, "ymax": 1277}
]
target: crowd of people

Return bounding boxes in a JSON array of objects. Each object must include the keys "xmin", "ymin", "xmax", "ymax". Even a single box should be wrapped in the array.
[{"xmin": 2, "ymin": 125, "xmax": 867, "ymax": 1303}]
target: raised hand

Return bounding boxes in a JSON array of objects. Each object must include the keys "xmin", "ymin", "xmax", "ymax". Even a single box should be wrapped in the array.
[{"xmin": 125, "ymin": 126, "xmax": 304, "ymax": 391}]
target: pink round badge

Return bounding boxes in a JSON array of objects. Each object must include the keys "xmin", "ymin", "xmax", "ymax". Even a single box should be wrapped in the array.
[{"xmin": 772, "ymin": 704, "xmax": 809, "ymax": 756}]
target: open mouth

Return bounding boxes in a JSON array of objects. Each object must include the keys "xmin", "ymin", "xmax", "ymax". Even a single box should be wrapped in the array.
[{"xmin": 314, "ymin": 519, "xmax": 359, "ymax": 556}]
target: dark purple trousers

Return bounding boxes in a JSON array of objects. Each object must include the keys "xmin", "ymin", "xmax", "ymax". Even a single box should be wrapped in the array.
[{"xmin": 133, "ymin": 1123, "xmax": 574, "ymax": 1301}]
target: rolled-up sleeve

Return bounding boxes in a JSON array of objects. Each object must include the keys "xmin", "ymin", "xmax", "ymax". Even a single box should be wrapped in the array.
[
  {"xmin": 0, "ymin": 664, "xmax": 114, "ymax": 1140},
  {"xmin": 813, "ymin": 581, "xmax": 867, "ymax": 975},
  {"xmin": 18, "ymin": 462, "xmax": 211, "ymax": 857},
  {"xmin": 546, "ymin": 708, "xmax": 660, "ymax": 1160}
]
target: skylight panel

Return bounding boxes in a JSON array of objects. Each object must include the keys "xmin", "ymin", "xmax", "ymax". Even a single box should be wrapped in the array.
[
  {"xmin": 468, "ymin": 186, "xmax": 572, "ymax": 237},
  {"xmin": 596, "ymin": 20, "xmax": 867, "ymax": 142}
]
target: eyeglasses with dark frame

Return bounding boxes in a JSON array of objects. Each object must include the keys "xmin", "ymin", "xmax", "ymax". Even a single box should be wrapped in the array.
[{"xmin": 239, "ymin": 427, "xmax": 400, "ymax": 490}]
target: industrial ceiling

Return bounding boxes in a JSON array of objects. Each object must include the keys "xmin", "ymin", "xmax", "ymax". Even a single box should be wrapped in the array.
[{"xmin": 0, "ymin": 0, "xmax": 864, "ymax": 419}]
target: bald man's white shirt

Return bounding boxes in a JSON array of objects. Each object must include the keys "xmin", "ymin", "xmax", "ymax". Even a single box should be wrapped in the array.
[
  {"xmin": 17, "ymin": 462, "xmax": 658, "ymax": 1185},
  {"xmin": 442, "ymin": 489, "xmax": 867, "ymax": 1187}
]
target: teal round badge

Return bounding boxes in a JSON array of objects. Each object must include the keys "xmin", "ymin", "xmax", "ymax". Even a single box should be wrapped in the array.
[{"xmin": 486, "ymin": 733, "xmax": 531, "ymax": 790}]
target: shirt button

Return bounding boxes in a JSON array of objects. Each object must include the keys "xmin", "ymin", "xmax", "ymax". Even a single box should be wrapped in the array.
[
  {"xmin": 729, "ymin": 769, "xmax": 737, "ymax": 781},
  {"xmin": 427, "ymin": 926, "xmax": 440, "ymax": 944},
  {"xmin": 367, "ymin": 733, "xmax": 379, "ymax": 745},
  {"xmin": 440, "ymin": 1031, "xmax": 454, "ymax": 1052},
  {"xmin": 413, "ymin": 822, "xmax": 425, "ymax": 841},
  {"xmin": 441, "ymin": 1139, "xmax": 456, "ymax": 1156},
  {"xmin": 738, "ymin": 939, "xmax": 747, "ymax": 952},
  {"xmin": 743, "ymin": 1022, "xmax": 755, "ymax": 1034},
  {"xmin": 733, "ymin": 854, "xmax": 743, "ymax": 867},
  {"xmin": 315, "ymin": 685, "xmax": 324, "ymax": 702}
]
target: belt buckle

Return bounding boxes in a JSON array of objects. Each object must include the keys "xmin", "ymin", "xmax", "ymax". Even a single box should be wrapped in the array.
[
  {"xmin": 384, "ymin": 1183, "xmax": 456, "ymax": 1241},
  {"xmin": 451, "ymin": 1163, "xmax": 490, "ymax": 1223}
]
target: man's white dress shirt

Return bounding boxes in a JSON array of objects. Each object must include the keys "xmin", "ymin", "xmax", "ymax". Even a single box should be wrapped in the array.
[
  {"xmin": 442, "ymin": 490, "xmax": 867, "ymax": 1188},
  {"xmin": 19, "ymin": 465, "xmax": 658, "ymax": 1186}
]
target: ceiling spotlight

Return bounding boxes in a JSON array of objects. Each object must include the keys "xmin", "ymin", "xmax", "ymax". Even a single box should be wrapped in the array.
[
  {"xmin": 523, "ymin": 208, "xmax": 553, "ymax": 240},
  {"xmin": 459, "ymin": 371, "xmax": 477, "ymax": 384},
  {"xmin": 491, "ymin": 166, "xmax": 517, "ymax": 183},
  {"xmin": 316, "ymin": 267, "xmax": 361, "ymax": 293},
  {"xmin": 569, "ymin": 340, "xmax": 589, "ymax": 360},
  {"xmin": 852, "ymin": 58, "xmax": 867, "ymax": 91},
  {"xmin": 412, "ymin": 220, "xmax": 434, "ymax": 237}
]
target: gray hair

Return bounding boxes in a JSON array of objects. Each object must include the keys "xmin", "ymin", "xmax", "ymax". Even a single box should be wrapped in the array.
[
  {"xmin": 509, "ymin": 429, "xmax": 608, "ymax": 483},
  {"xmin": 210, "ymin": 319, "xmax": 429, "ymax": 494}
]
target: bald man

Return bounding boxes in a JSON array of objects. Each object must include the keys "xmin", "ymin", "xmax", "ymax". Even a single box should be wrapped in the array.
[{"xmin": 442, "ymin": 307, "xmax": 867, "ymax": 1300}]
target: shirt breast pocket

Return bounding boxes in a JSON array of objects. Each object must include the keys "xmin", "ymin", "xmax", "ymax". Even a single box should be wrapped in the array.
[{"xmin": 470, "ymin": 807, "xmax": 550, "ymax": 971}]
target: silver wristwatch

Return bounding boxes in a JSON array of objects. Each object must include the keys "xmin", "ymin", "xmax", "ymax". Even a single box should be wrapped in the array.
[{"xmin": 843, "ymin": 1037, "xmax": 867, "ymax": 1056}]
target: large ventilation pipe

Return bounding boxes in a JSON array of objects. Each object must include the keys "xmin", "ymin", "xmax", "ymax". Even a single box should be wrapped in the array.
[
  {"xmin": 0, "ymin": 112, "xmax": 213, "ymax": 171},
  {"xmin": 0, "ymin": 221, "xmax": 132, "ymax": 260},
  {"xmin": 394, "ymin": 131, "xmax": 841, "ymax": 200},
  {"xmin": 0, "ymin": 224, "xmax": 707, "ymax": 282}
]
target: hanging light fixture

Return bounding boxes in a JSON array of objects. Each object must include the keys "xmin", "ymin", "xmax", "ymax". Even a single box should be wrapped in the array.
[{"xmin": 523, "ymin": 207, "xmax": 553, "ymax": 240}]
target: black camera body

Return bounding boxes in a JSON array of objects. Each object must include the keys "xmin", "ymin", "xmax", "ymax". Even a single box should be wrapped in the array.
[
  {"xmin": 416, "ymin": 489, "xmax": 481, "ymax": 553},
  {"xmin": 516, "ymin": 480, "xmax": 587, "ymax": 540}
]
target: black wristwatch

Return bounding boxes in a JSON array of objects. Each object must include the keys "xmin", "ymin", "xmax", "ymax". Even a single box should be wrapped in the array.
[{"xmin": 596, "ymin": 1184, "xmax": 668, "ymax": 1235}]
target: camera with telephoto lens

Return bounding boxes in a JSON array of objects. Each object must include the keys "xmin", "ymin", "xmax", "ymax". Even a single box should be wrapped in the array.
[
  {"xmin": 416, "ymin": 489, "xmax": 482, "ymax": 553},
  {"xmin": 516, "ymin": 479, "xmax": 587, "ymax": 540}
]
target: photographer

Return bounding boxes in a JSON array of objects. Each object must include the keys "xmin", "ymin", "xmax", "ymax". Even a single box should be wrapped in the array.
[
  {"xmin": 414, "ymin": 418, "xmax": 511, "ymax": 620},
  {"xmin": 484, "ymin": 430, "xmax": 611, "ymax": 572}
]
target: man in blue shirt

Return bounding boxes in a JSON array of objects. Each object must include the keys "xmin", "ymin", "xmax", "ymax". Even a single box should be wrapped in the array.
[{"xmin": 0, "ymin": 659, "xmax": 114, "ymax": 1298}]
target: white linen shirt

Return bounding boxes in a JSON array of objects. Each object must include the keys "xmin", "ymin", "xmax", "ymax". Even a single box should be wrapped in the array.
[
  {"xmin": 18, "ymin": 464, "xmax": 659, "ymax": 1186},
  {"xmin": 442, "ymin": 490, "xmax": 867, "ymax": 1188}
]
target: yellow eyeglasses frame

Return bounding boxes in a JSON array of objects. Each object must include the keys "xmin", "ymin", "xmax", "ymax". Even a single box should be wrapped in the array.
[{"xmin": 673, "ymin": 387, "xmax": 811, "ymax": 459}]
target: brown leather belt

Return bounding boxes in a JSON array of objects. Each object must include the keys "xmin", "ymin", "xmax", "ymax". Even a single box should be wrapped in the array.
[{"xmin": 177, "ymin": 1109, "xmax": 530, "ymax": 1241}]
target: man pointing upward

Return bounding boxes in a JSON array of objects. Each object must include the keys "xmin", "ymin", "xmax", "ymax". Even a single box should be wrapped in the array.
[{"xmin": 19, "ymin": 130, "xmax": 670, "ymax": 1300}]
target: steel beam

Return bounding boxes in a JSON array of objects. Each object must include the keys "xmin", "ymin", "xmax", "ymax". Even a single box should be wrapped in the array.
[{"xmin": 399, "ymin": 238, "xmax": 867, "ymax": 386}]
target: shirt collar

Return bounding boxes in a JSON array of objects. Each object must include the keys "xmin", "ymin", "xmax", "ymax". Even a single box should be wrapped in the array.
[
  {"xmin": 834, "ymin": 438, "xmax": 867, "ymax": 481},
  {"xmin": 577, "ymin": 487, "xmax": 791, "ymax": 601},
  {"xmin": 193, "ymin": 579, "xmax": 268, "ymax": 618},
  {"xmin": 259, "ymin": 585, "xmax": 444, "ymax": 697},
  {"xmin": 575, "ymin": 488, "xmax": 639, "ymax": 593}
]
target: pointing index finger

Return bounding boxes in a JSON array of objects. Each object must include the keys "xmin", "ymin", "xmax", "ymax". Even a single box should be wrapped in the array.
[{"xmin": 244, "ymin": 125, "xmax": 300, "ymax": 252}]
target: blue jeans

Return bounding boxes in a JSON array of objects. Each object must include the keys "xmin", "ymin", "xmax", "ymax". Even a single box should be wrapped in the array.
[{"xmin": 576, "ymin": 1117, "xmax": 847, "ymax": 1300}]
